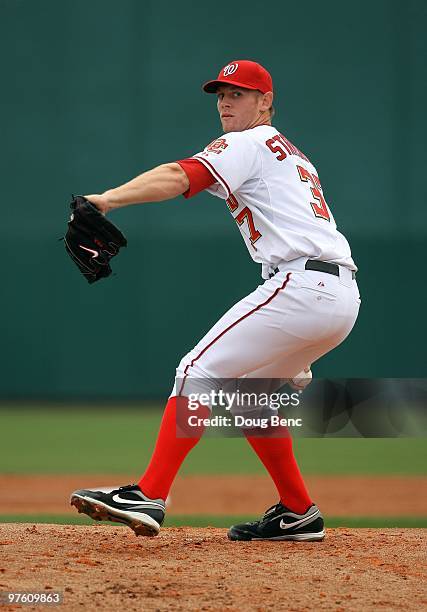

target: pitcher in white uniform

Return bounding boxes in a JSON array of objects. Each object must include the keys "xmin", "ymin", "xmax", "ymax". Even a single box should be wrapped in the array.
[{"xmin": 71, "ymin": 60, "xmax": 360, "ymax": 542}]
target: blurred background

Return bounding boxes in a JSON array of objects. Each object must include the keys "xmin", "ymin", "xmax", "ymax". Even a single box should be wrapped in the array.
[
  {"xmin": 1, "ymin": 0, "xmax": 426, "ymax": 400},
  {"xmin": 0, "ymin": 0, "xmax": 425, "ymax": 527}
]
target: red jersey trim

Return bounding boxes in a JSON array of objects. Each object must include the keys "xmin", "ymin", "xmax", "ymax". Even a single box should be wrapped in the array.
[
  {"xmin": 177, "ymin": 158, "xmax": 216, "ymax": 199},
  {"xmin": 193, "ymin": 155, "xmax": 232, "ymax": 198}
]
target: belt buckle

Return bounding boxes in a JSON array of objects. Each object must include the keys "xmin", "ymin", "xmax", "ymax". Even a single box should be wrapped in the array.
[{"xmin": 269, "ymin": 267, "xmax": 280, "ymax": 279}]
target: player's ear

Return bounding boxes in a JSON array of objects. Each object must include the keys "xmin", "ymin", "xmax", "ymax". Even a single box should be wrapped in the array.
[{"xmin": 261, "ymin": 91, "xmax": 273, "ymax": 112}]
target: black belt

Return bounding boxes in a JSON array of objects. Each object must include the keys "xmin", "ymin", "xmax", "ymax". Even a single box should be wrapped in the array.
[{"xmin": 269, "ymin": 260, "xmax": 356, "ymax": 279}]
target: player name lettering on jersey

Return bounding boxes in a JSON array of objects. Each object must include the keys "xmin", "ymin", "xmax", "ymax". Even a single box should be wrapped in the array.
[{"xmin": 265, "ymin": 132, "xmax": 309, "ymax": 163}]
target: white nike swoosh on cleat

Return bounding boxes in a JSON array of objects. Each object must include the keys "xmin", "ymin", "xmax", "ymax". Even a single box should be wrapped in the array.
[
  {"xmin": 279, "ymin": 509, "xmax": 320, "ymax": 530},
  {"xmin": 111, "ymin": 494, "xmax": 164, "ymax": 509}
]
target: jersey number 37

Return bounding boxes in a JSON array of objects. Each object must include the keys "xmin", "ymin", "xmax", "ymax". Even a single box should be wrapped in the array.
[
  {"xmin": 265, "ymin": 135, "xmax": 331, "ymax": 222},
  {"xmin": 296, "ymin": 165, "xmax": 330, "ymax": 222}
]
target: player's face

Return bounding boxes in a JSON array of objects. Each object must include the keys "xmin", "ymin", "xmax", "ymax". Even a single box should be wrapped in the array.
[{"xmin": 216, "ymin": 85, "xmax": 272, "ymax": 133}]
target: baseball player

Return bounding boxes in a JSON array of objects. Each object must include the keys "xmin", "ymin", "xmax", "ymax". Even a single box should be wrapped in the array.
[{"xmin": 71, "ymin": 60, "xmax": 360, "ymax": 541}]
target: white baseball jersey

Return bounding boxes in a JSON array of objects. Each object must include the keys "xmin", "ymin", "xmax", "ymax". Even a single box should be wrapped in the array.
[{"xmin": 192, "ymin": 125, "xmax": 356, "ymax": 279}]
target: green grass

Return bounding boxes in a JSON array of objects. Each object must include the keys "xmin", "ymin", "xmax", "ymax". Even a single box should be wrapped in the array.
[
  {"xmin": 0, "ymin": 406, "xmax": 426, "ymax": 475},
  {"xmin": 1, "ymin": 514, "xmax": 426, "ymax": 528}
]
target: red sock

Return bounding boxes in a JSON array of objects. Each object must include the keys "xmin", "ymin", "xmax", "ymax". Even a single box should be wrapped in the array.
[
  {"xmin": 245, "ymin": 426, "xmax": 312, "ymax": 514},
  {"xmin": 138, "ymin": 396, "xmax": 208, "ymax": 500}
]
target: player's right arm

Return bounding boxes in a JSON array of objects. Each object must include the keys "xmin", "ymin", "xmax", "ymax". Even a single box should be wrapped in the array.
[{"xmin": 86, "ymin": 162, "xmax": 190, "ymax": 214}]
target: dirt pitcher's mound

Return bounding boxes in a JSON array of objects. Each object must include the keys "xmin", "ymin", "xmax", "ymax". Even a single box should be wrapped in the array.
[{"xmin": 0, "ymin": 525, "xmax": 426, "ymax": 611}]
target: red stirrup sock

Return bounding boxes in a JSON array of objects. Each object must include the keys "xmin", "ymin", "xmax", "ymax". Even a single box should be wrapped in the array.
[
  {"xmin": 245, "ymin": 428, "xmax": 312, "ymax": 514},
  {"xmin": 138, "ymin": 396, "xmax": 208, "ymax": 501}
]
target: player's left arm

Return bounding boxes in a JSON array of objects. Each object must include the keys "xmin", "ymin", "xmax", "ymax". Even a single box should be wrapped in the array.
[{"xmin": 85, "ymin": 162, "xmax": 190, "ymax": 214}]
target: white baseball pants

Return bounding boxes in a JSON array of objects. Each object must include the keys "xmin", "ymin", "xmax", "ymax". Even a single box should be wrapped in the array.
[{"xmin": 171, "ymin": 258, "xmax": 360, "ymax": 397}]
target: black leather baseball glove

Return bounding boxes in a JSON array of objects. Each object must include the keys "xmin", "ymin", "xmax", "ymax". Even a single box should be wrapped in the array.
[{"xmin": 63, "ymin": 195, "xmax": 127, "ymax": 284}]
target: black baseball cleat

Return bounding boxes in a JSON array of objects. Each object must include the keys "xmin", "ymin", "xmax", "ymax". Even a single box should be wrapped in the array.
[
  {"xmin": 70, "ymin": 484, "xmax": 165, "ymax": 537},
  {"xmin": 228, "ymin": 502, "xmax": 325, "ymax": 541}
]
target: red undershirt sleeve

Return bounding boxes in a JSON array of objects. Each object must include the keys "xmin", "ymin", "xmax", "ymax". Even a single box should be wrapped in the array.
[{"xmin": 176, "ymin": 158, "xmax": 216, "ymax": 199}]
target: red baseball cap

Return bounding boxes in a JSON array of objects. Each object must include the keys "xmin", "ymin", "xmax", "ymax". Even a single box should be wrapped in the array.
[{"xmin": 203, "ymin": 60, "xmax": 273, "ymax": 94}]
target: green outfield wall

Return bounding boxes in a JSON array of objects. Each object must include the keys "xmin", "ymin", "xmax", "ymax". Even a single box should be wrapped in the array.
[{"xmin": 1, "ymin": 0, "xmax": 426, "ymax": 398}]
